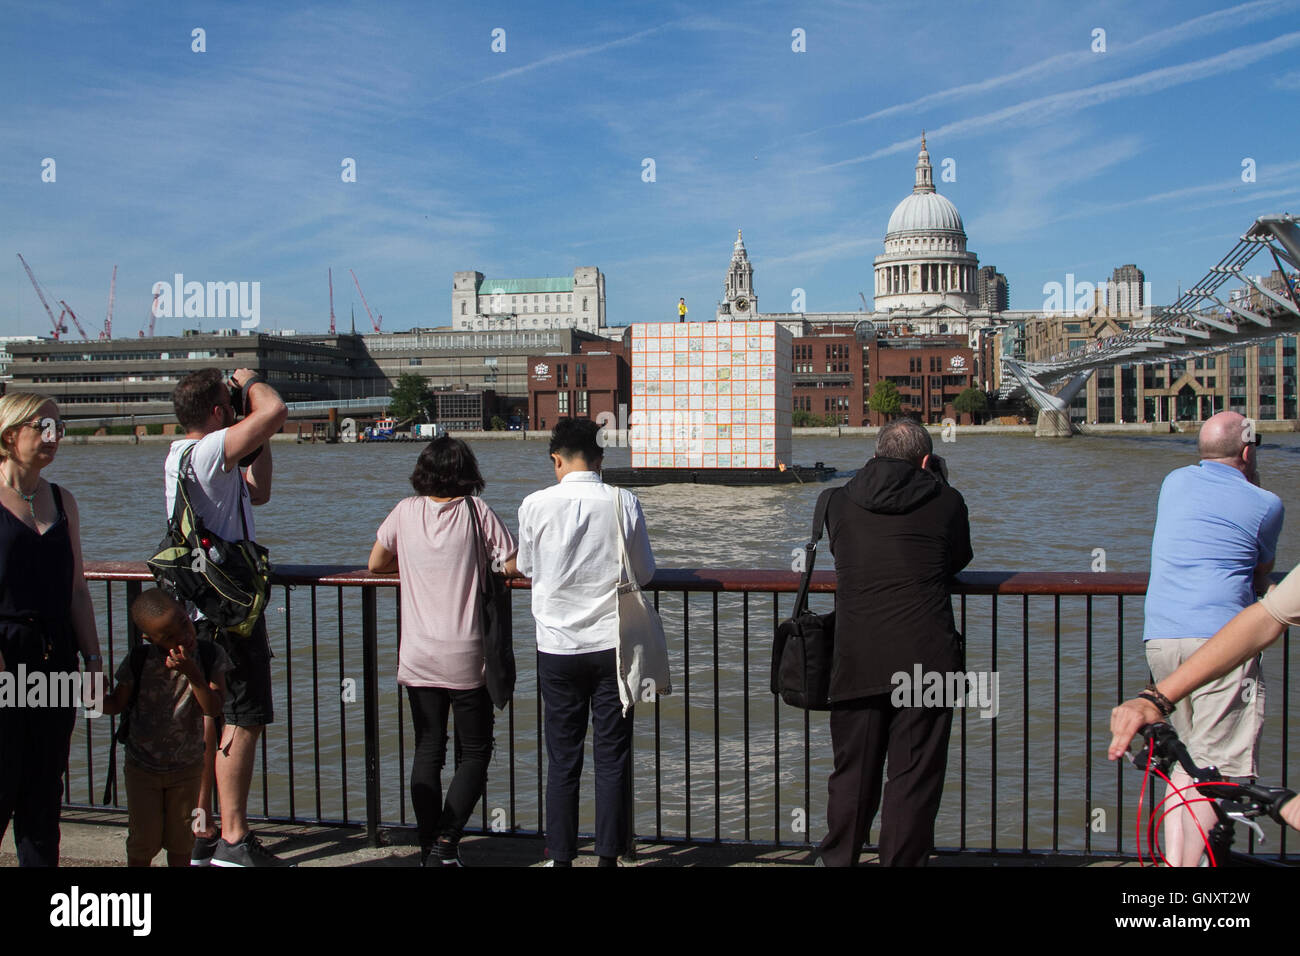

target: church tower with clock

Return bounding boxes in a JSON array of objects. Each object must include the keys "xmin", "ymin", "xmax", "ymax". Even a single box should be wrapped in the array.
[{"xmin": 718, "ymin": 229, "xmax": 757, "ymax": 320}]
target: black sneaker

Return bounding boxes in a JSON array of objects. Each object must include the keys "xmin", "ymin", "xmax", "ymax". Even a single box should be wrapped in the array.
[
  {"xmin": 210, "ymin": 832, "xmax": 295, "ymax": 868},
  {"xmin": 191, "ymin": 834, "xmax": 220, "ymax": 867},
  {"xmin": 437, "ymin": 840, "xmax": 465, "ymax": 868}
]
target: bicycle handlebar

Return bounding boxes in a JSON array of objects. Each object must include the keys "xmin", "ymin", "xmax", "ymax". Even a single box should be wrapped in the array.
[{"xmin": 1132, "ymin": 723, "xmax": 1297, "ymax": 828}]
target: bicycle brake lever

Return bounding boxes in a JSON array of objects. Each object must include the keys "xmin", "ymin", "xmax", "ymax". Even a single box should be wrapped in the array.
[{"xmin": 1225, "ymin": 811, "xmax": 1267, "ymax": 844}]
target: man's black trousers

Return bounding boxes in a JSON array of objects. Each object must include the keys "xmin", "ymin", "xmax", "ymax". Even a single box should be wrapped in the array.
[{"xmin": 819, "ymin": 695, "xmax": 953, "ymax": 866}]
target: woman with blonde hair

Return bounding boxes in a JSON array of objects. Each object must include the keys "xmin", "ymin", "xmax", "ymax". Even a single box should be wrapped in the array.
[{"xmin": 0, "ymin": 392, "xmax": 102, "ymax": 866}]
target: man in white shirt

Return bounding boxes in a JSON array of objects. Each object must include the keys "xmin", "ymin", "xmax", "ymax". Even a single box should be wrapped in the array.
[
  {"xmin": 167, "ymin": 367, "xmax": 286, "ymax": 867},
  {"xmin": 517, "ymin": 418, "xmax": 655, "ymax": 866}
]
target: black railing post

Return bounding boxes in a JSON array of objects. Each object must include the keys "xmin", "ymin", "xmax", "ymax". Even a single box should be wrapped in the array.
[{"xmin": 361, "ymin": 586, "xmax": 381, "ymax": 847}]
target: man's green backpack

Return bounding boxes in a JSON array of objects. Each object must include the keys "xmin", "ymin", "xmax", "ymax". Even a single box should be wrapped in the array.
[{"xmin": 147, "ymin": 444, "xmax": 271, "ymax": 639}]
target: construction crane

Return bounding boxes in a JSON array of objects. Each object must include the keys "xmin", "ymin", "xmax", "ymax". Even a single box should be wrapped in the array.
[
  {"xmin": 58, "ymin": 299, "xmax": 91, "ymax": 340},
  {"xmin": 328, "ymin": 268, "xmax": 336, "ymax": 335},
  {"xmin": 139, "ymin": 291, "xmax": 159, "ymax": 337},
  {"xmin": 350, "ymin": 269, "xmax": 382, "ymax": 332},
  {"xmin": 102, "ymin": 265, "xmax": 116, "ymax": 339},
  {"xmin": 16, "ymin": 253, "xmax": 67, "ymax": 339}
]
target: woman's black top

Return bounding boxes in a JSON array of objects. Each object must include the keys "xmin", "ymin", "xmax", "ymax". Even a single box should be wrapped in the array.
[{"xmin": 0, "ymin": 484, "xmax": 78, "ymax": 672}]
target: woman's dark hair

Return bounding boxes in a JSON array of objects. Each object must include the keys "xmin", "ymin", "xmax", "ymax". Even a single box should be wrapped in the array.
[
  {"xmin": 548, "ymin": 417, "xmax": 602, "ymax": 464},
  {"xmin": 410, "ymin": 435, "xmax": 485, "ymax": 498}
]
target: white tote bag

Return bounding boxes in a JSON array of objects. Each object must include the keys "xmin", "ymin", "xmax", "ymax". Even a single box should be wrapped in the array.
[{"xmin": 611, "ymin": 487, "xmax": 671, "ymax": 715}]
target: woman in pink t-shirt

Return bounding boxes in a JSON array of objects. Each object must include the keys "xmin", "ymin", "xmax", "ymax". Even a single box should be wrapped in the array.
[{"xmin": 369, "ymin": 436, "xmax": 517, "ymax": 867}]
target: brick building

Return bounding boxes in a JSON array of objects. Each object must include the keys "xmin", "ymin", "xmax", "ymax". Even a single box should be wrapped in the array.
[
  {"xmin": 526, "ymin": 340, "xmax": 630, "ymax": 431},
  {"xmin": 792, "ymin": 327, "xmax": 866, "ymax": 426},
  {"xmin": 866, "ymin": 335, "xmax": 976, "ymax": 425}
]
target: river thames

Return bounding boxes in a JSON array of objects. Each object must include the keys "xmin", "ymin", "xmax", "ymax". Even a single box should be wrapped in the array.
[{"xmin": 48, "ymin": 433, "xmax": 1300, "ymax": 853}]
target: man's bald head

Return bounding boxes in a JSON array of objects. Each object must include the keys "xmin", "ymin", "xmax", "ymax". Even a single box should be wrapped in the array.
[{"xmin": 1198, "ymin": 411, "xmax": 1251, "ymax": 461}]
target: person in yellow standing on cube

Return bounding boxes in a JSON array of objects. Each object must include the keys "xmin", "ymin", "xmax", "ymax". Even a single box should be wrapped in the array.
[{"xmin": 678, "ymin": 298, "xmax": 687, "ymax": 323}]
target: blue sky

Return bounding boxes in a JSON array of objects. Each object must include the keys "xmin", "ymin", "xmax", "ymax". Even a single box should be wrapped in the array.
[{"xmin": 2, "ymin": 0, "xmax": 1298, "ymax": 337}]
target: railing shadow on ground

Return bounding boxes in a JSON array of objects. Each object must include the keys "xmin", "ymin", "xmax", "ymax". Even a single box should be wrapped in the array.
[{"xmin": 72, "ymin": 563, "xmax": 1295, "ymax": 864}]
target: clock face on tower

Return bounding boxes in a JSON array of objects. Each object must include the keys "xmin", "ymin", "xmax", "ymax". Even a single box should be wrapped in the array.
[{"xmin": 734, "ymin": 297, "xmax": 750, "ymax": 312}]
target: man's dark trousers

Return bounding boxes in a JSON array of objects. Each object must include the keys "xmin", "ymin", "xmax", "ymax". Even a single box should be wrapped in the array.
[
  {"xmin": 819, "ymin": 695, "xmax": 953, "ymax": 866},
  {"xmin": 538, "ymin": 648, "xmax": 633, "ymax": 862}
]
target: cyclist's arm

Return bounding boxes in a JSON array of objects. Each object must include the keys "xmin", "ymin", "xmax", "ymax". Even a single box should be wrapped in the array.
[{"xmin": 1108, "ymin": 602, "xmax": 1286, "ymax": 760}]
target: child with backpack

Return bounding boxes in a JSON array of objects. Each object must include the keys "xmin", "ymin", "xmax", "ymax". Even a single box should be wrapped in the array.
[{"xmin": 102, "ymin": 589, "xmax": 230, "ymax": 867}]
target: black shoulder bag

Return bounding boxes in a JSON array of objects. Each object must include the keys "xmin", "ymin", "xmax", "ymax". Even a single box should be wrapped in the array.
[
  {"xmin": 771, "ymin": 487, "xmax": 836, "ymax": 710},
  {"xmin": 465, "ymin": 497, "xmax": 515, "ymax": 710}
]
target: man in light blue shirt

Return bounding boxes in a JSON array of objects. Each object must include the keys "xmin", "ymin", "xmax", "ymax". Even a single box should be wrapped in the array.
[{"xmin": 1144, "ymin": 411, "xmax": 1283, "ymax": 866}]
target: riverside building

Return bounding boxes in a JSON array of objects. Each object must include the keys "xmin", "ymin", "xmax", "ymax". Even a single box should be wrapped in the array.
[
  {"xmin": 526, "ymin": 341, "xmax": 630, "ymax": 432},
  {"xmin": 363, "ymin": 327, "xmax": 628, "ymax": 419},
  {"xmin": 7, "ymin": 331, "xmax": 379, "ymax": 419},
  {"xmin": 452, "ymin": 267, "xmax": 622, "ymax": 340}
]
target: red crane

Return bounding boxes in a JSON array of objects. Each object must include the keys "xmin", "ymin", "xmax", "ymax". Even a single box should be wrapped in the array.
[
  {"xmin": 328, "ymin": 268, "xmax": 336, "ymax": 335},
  {"xmin": 16, "ymin": 253, "xmax": 67, "ymax": 339},
  {"xmin": 102, "ymin": 265, "xmax": 116, "ymax": 339},
  {"xmin": 350, "ymin": 269, "xmax": 382, "ymax": 332},
  {"xmin": 58, "ymin": 299, "xmax": 91, "ymax": 340}
]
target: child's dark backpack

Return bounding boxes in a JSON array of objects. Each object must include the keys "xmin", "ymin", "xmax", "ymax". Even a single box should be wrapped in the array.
[{"xmin": 102, "ymin": 641, "xmax": 219, "ymax": 804}]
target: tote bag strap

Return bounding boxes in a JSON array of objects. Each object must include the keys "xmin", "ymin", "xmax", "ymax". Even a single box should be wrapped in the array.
[{"xmin": 610, "ymin": 486, "xmax": 633, "ymax": 587}]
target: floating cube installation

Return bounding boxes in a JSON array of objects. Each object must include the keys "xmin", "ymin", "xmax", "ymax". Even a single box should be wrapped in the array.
[{"xmin": 630, "ymin": 320, "xmax": 792, "ymax": 470}]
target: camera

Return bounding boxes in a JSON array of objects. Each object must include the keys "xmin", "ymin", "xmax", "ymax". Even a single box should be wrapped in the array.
[
  {"xmin": 226, "ymin": 373, "xmax": 264, "ymax": 466},
  {"xmin": 227, "ymin": 372, "xmax": 264, "ymax": 419},
  {"xmin": 924, "ymin": 453, "xmax": 949, "ymax": 485}
]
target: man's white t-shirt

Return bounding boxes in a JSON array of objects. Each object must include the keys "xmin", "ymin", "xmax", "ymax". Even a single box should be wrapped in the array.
[{"xmin": 164, "ymin": 429, "xmax": 254, "ymax": 542}]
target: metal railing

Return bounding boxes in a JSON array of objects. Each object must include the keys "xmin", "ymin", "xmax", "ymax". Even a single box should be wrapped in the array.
[{"xmin": 70, "ymin": 563, "xmax": 1296, "ymax": 862}]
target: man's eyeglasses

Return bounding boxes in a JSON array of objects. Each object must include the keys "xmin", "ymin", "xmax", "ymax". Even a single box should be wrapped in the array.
[{"xmin": 21, "ymin": 417, "xmax": 65, "ymax": 440}]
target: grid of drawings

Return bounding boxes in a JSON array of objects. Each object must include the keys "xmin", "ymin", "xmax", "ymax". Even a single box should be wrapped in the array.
[{"xmin": 630, "ymin": 320, "xmax": 792, "ymax": 469}]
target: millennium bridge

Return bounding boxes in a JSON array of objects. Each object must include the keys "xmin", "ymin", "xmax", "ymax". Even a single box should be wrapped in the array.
[{"xmin": 1002, "ymin": 213, "xmax": 1300, "ymax": 437}]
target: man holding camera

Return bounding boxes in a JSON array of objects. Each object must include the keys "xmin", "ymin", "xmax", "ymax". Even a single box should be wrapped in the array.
[
  {"xmin": 817, "ymin": 419, "xmax": 972, "ymax": 866},
  {"xmin": 167, "ymin": 368, "xmax": 287, "ymax": 866}
]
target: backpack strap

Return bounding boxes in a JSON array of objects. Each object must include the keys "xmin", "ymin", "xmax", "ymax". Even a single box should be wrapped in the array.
[
  {"xmin": 103, "ymin": 644, "xmax": 148, "ymax": 804},
  {"xmin": 196, "ymin": 639, "xmax": 217, "ymax": 683},
  {"xmin": 120, "ymin": 645, "xmax": 148, "ymax": 739},
  {"xmin": 169, "ymin": 443, "xmax": 197, "ymax": 535},
  {"xmin": 176, "ymin": 441, "xmax": 253, "ymax": 543}
]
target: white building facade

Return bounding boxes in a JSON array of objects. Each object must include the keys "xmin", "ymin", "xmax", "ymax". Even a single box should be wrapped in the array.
[{"xmin": 452, "ymin": 267, "xmax": 607, "ymax": 335}]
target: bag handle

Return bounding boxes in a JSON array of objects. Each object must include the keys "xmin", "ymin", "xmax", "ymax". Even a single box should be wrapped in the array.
[
  {"xmin": 792, "ymin": 487, "xmax": 835, "ymax": 617},
  {"xmin": 610, "ymin": 486, "xmax": 633, "ymax": 588},
  {"xmin": 464, "ymin": 497, "xmax": 491, "ymax": 594}
]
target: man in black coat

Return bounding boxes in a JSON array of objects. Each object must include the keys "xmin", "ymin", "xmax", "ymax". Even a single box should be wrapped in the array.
[{"xmin": 817, "ymin": 418, "xmax": 972, "ymax": 866}]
